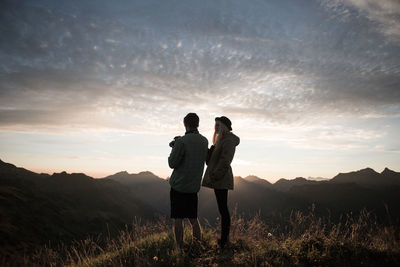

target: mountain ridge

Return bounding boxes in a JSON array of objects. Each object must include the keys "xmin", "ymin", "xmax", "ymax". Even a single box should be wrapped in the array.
[
  {"xmin": 2, "ymin": 159, "xmax": 398, "ymax": 187},
  {"xmin": 2, "ymin": 159, "xmax": 400, "ymax": 259}
]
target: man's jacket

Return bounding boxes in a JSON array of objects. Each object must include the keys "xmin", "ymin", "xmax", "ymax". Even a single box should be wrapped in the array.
[{"xmin": 168, "ymin": 130, "xmax": 208, "ymax": 193}]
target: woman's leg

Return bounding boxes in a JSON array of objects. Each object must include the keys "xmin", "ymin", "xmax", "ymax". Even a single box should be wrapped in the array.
[{"xmin": 214, "ymin": 189, "xmax": 230, "ymax": 247}]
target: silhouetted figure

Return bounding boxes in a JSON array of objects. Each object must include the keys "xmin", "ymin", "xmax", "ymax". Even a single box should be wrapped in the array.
[
  {"xmin": 168, "ymin": 113, "xmax": 208, "ymax": 250},
  {"xmin": 202, "ymin": 116, "xmax": 240, "ymax": 249}
]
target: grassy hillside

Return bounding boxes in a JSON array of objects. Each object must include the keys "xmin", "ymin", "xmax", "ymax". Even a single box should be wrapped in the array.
[
  {"xmin": 2, "ymin": 160, "xmax": 400, "ymax": 266},
  {"xmin": 11, "ymin": 209, "xmax": 400, "ymax": 267}
]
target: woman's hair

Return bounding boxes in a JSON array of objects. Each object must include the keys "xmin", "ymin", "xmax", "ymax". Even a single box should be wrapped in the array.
[{"xmin": 212, "ymin": 122, "xmax": 230, "ymax": 145}]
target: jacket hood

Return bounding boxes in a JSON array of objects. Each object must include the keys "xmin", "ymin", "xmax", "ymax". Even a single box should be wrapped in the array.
[{"xmin": 226, "ymin": 132, "xmax": 240, "ymax": 146}]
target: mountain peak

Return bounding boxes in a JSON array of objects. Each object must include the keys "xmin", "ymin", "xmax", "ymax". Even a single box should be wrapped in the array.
[
  {"xmin": 138, "ymin": 171, "xmax": 156, "ymax": 176},
  {"xmin": 242, "ymin": 175, "xmax": 272, "ymax": 188},
  {"xmin": 106, "ymin": 170, "xmax": 162, "ymax": 184},
  {"xmin": 52, "ymin": 171, "xmax": 91, "ymax": 178},
  {"xmin": 334, "ymin": 168, "xmax": 378, "ymax": 178},
  {"xmin": 330, "ymin": 167, "xmax": 400, "ymax": 186},
  {"xmin": 0, "ymin": 159, "xmax": 16, "ymax": 168},
  {"xmin": 112, "ymin": 171, "xmax": 156, "ymax": 177},
  {"xmin": 0, "ymin": 159, "xmax": 38, "ymax": 176},
  {"xmin": 245, "ymin": 175, "xmax": 259, "ymax": 179},
  {"xmin": 359, "ymin": 167, "xmax": 378, "ymax": 174},
  {"xmin": 116, "ymin": 171, "xmax": 129, "ymax": 175},
  {"xmin": 245, "ymin": 175, "xmax": 267, "ymax": 181},
  {"xmin": 381, "ymin": 167, "xmax": 395, "ymax": 174}
]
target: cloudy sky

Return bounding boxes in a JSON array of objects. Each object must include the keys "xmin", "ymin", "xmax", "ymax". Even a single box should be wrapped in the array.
[{"xmin": 0, "ymin": 0, "xmax": 399, "ymax": 181}]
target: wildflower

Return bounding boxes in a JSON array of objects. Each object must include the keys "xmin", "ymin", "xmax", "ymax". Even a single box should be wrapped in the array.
[
  {"xmin": 153, "ymin": 256, "xmax": 158, "ymax": 261},
  {"xmin": 267, "ymin": 233, "xmax": 273, "ymax": 238}
]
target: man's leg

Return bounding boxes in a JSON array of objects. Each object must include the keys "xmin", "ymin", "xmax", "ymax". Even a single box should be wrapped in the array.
[
  {"xmin": 188, "ymin": 218, "xmax": 201, "ymax": 243},
  {"xmin": 174, "ymin": 218, "xmax": 184, "ymax": 249}
]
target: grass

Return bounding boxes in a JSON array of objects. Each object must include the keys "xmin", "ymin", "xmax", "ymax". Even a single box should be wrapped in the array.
[{"xmin": 5, "ymin": 207, "xmax": 400, "ymax": 267}]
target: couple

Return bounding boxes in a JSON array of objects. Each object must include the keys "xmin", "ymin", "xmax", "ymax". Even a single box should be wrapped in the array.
[{"xmin": 168, "ymin": 113, "xmax": 240, "ymax": 250}]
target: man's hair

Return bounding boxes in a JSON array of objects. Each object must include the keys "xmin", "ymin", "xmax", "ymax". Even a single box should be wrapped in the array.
[{"xmin": 184, "ymin": 113, "xmax": 199, "ymax": 128}]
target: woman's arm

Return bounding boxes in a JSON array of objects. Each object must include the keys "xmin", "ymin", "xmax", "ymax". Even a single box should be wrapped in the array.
[
  {"xmin": 211, "ymin": 139, "xmax": 236, "ymax": 180},
  {"xmin": 206, "ymin": 145, "xmax": 215, "ymax": 165}
]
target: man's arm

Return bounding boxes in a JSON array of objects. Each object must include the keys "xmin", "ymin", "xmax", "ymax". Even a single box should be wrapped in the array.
[{"xmin": 168, "ymin": 139, "xmax": 184, "ymax": 169}]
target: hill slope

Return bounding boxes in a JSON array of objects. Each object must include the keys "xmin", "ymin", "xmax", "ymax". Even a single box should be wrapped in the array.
[
  {"xmin": 105, "ymin": 171, "xmax": 170, "ymax": 214},
  {"xmin": 24, "ymin": 212, "xmax": 400, "ymax": 267},
  {"xmin": 2, "ymin": 159, "xmax": 400, "ymax": 264},
  {"xmin": 0, "ymin": 160, "xmax": 154, "ymax": 258}
]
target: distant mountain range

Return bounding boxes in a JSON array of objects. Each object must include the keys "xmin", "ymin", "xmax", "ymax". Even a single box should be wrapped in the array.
[
  {"xmin": 1, "ymin": 159, "xmax": 400, "ymax": 258},
  {"xmin": 104, "ymin": 166, "xmax": 400, "ymax": 220},
  {"xmin": 242, "ymin": 167, "xmax": 400, "ymax": 191},
  {"xmin": 105, "ymin": 170, "xmax": 170, "ymax": 214},
  {"xmin": 330, "ymin": 167, "xmax": 400, "ymax": 186}
]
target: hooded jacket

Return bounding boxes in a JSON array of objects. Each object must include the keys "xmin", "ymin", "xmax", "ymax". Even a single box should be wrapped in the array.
[{"xmin": 202, "ymin": 132, "xmax": 240, "ymax": 190}]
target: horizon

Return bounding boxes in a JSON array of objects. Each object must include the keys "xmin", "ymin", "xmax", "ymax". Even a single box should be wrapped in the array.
[
  {"xmin": 1, "ymin": 158, "xmax": 398, "ymax": 184},
  {"xmin": 1, "ymin": 0, "xmax": 399, "ymax": 181}
]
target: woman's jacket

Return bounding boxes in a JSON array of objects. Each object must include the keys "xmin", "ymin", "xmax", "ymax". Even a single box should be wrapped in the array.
[{"xmin": 202, "ymin": 132, "xmax": 240, "ymax": 190}]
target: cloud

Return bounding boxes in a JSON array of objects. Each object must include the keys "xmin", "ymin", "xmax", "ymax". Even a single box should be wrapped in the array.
[
  {"xmin": 0, "ymin": 0, "xmax": 399, "ymax": 132},
  {"xmin": 320, "ymin": 0, "xmax": 400, "ymax": 41}
]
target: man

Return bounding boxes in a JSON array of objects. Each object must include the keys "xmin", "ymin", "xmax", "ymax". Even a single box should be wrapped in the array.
[{"xmin": 168, "ymin": 113, "xmax": 208, "ymax": 249}]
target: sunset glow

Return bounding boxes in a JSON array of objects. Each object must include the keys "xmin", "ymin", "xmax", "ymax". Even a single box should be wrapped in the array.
[{"xmin": 1, "ymin": 0, "xmax": 399, "ymax": 182}]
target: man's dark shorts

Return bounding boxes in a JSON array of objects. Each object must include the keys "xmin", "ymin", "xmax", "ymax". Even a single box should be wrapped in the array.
[{"xmin": 170, "ymin": 188, "xmax": 198, "ymax": 219}]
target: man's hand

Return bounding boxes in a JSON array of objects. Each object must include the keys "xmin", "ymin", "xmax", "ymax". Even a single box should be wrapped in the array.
[{"xmin": 169, "ymin": 136, "xmax": 181, "ymax": 148}]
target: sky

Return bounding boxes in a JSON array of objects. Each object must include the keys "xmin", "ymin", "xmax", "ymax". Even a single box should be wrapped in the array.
[{"xmin": 0, "ymin": 0, "xmax": 399, "ymax": 182}]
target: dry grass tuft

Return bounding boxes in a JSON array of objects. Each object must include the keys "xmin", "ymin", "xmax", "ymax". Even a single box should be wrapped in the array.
[{"xmin": 4, "ymin": 208, "xmax": 400, "ymax": 266}]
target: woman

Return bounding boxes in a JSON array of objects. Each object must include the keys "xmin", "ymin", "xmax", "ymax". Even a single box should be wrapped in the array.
[{"xmin": 202, "ymin": 116, "xmax": 240, "ymax": 249}]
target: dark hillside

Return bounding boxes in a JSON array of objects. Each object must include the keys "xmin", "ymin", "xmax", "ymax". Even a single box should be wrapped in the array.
[
  {"xmin": 105, "ymin": 171, "xmax": 170, "ymax": 214},
  {"xmin": 2, "ymin": 159, "xmax": 400, "ymax": 264},
  {"xmin": 0, "ymin": 160, "xmax": 154, "ymax": 259}
]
